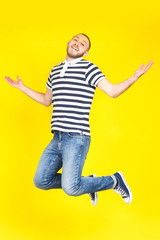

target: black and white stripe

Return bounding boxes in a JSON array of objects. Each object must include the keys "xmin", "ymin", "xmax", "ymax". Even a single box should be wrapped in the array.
[{"xmin": 46, "ymin": 57, "xmax": 105, "ymax": 136}]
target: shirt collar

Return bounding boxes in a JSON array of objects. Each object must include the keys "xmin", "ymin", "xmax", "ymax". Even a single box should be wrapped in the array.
[{"xmin": 64, "ymin": 57, "xmax": 83, "ymax": 65}]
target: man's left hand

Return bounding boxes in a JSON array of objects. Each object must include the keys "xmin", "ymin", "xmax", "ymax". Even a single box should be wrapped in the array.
[{"xmin": 134, "ymin": 60, "xmax": 154, "ymax": 80}]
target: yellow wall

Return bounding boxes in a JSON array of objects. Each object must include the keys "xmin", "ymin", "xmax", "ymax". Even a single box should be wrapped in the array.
[{"xmin": 0, "ymin": 0, "xmax": 160, "ymax": 239}]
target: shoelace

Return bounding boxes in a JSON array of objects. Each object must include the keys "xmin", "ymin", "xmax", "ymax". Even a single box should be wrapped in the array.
[{"xmin": 114, "ymin": 186, "xmax": 128, "ymax": 197}]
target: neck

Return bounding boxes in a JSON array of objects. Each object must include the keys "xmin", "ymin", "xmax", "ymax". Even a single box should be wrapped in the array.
[{"xmin": 65, "ymin": 55, "xmax": 81, "ymax": 62}]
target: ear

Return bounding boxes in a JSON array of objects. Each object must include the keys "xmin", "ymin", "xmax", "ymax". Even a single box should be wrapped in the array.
[{"xmin": 83, "ymin": 51, "xmax": 89, "ymax": 57}]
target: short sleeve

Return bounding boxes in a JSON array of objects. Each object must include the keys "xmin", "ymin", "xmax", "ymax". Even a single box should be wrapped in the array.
[
  {"xmin": 85, "ymin": 62, "xmax": 106, "ymax": 87},
  {"xmin": 46, "ymin": 71, "xmax": 52, "ymax": 90}
]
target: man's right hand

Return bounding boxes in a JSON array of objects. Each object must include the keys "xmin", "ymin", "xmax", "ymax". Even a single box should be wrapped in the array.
[
  {"xmin": 4, "ymin": 75, "xmax": 52, "ymax": 107},
  {"xmin": 4, "ymin": 76, "xmax": 24, "ymax": 90}
]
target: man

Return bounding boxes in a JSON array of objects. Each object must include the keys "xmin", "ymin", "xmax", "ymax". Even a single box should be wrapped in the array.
[{"xmin": 5, "ymin": 33, "xmax": 153, "ymax": 206}]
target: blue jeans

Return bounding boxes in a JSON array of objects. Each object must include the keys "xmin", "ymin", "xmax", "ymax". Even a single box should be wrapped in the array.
[{"xmin": 33, "ymin": 131, "xmax": 114, "ymax": 196}]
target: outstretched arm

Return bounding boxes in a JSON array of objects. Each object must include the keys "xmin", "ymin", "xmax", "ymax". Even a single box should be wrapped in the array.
[
  {"xmin": 4, "ymin": 76, "xmax": 52, "ymax": 107},
  {"xmin": 97, "ymin": 60, "xmax": 154, "ymax": 98}
]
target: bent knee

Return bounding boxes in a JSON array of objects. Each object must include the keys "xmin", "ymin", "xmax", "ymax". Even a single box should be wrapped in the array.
[
  {"xmin": 62, "ymin": 184, "xmax": 80, "ymax": 196},
  {"xmin": 33, "ymin": 175, "xmax": 47, "ymax": 190}
]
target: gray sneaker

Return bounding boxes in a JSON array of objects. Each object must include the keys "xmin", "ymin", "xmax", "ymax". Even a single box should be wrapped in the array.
[{"xmin": 87, "ymin": 174, "xmax": 98, "ymax": 206}]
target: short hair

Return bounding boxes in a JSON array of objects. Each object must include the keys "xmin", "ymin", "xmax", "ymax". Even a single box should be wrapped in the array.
[{"xmin": 72, "ymin": 33, "xmax": 91, "ymax": 51}]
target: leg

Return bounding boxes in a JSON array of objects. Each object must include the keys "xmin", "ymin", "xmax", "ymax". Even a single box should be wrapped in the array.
[
  {"xmin": 61, "ymin": 132, "xmax": 115, "ymax": 196},
  {"xmin": 33, "ymin": 133, "xmax": 62, "ymax": 190}
]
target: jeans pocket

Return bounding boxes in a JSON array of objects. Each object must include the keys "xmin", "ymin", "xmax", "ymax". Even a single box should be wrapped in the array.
[{"xmin": 67, "ymin": 131, "xmax": 83, "ymax": 138}]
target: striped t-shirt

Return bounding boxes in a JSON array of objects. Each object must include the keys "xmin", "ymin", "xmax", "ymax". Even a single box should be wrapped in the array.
[{"xmin": 46, "ymin": 57, "xmax": 106, "ymax": 136}]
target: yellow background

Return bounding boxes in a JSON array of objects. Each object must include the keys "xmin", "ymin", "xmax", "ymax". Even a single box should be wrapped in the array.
[{"xmin": 0, "ymin": 0, "xmax": 160, "ymax": 239}]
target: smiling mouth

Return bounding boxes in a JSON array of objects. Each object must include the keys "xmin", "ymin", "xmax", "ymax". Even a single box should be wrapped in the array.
[{"xmin": 71, "ymin": 46, "xmax": 78, "ymax": 51}]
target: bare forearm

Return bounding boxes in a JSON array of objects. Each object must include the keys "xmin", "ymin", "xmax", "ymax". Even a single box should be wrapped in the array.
[
  {"xmin": 112, "ymin": 75, "xmax": 138, "ymax": 98},
  {"xmin": 20, "ymin": 84, "xmax": 47, "ymax": 106}
]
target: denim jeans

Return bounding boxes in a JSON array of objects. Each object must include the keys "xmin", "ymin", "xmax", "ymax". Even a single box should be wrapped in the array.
[{"xmin": 33, "ymin": 131, "xmax": 114, "ymax": 196}]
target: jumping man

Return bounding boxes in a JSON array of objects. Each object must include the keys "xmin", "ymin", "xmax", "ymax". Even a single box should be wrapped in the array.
[{"xmin": 5, "ymin": 33, "xmax": 153, "ymax": 206}]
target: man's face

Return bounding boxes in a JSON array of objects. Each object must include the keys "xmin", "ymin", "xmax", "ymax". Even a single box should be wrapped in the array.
[{"xmin": 66, "ymin": 34, "xmax": 89, "ymax": 59}]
